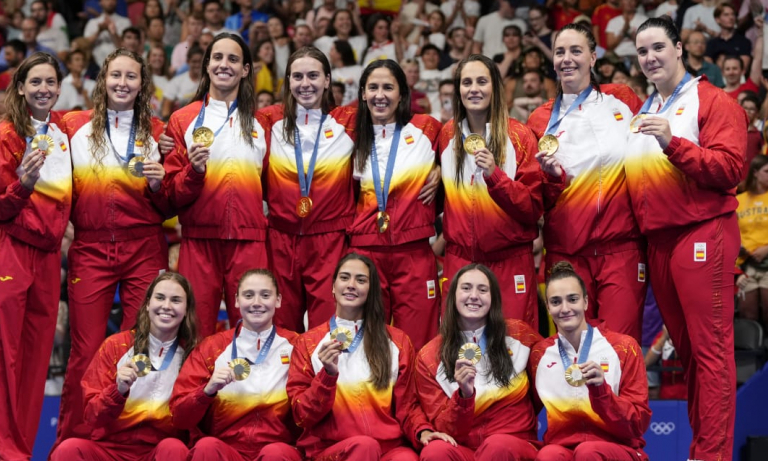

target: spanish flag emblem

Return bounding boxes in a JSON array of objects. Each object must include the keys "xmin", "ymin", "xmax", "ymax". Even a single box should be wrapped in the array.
[
  {"xmin": 280, "ymin": 352, "xmax": 290, "ymax": 365},
  {"xmin": 675, "ymin": 106, "xmax": 685, "ymax": 115},
  {"xmin": 507, "ymin": 347, "xmax": 513, "ymax": 356},
  {"xmin": 600, "ymin": 361, "xmax": 609, "ymax": 372},
  {"xmin": 60, "ymin": 142, "xmax": 67, "ymax": 152},
  {"xmin": 135, "ymin": 140, "xmax": 144, "ymax": 147},
  {"xmin": 324, "ymin": 129, "xmax": 334, "ymax": 139},
  {"xmin": 613, "ymin": 110, "xmax": 623, "ymax": 121},
  {"xmin": 251, "ymin": 130, "xmax": 258, "ymax": 138},
  {"xmin": 405, "ymin": 134, "xmax": 414, "ymax": 144}
]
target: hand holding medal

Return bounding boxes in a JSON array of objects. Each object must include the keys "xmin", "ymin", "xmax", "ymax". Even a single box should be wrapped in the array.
[
  {"xmin": 535, "ymin": 149, "xmax": 563, "ymax": 178},
  {"xmin": 454, "ymin": 357, "xmax": 477, "ymax": 398},
  {"xmin": 204, "ymin": 367, "xmax": 237, "ymax": 396},
  {"xmin": 116, "ymin": 360, "xmax": 141, "ymax": 395},
  {"xmin": 188, "ymin": 142, "xmax": 211, "ymax": 174},
  {"xmin": 317, "ymin": 339, "xmax": 343, "ymax": 376},
  {"xmin": 634, "ymin": 115, "xmax": 673, "ymax": 149},
  {"xmin": 473, "ymin": 147, "xmax": 496, "ymax": 177},
  {"xmin": 138, "ymin": 159, "xmax": 166, "ymax": 192},
  {"xmin": 576, "ymin": 360, "xmax": 605, "ymax": 387},
  {"xmin": 19, "ymin": 149, "xmax": 46, "ymax": 190}
]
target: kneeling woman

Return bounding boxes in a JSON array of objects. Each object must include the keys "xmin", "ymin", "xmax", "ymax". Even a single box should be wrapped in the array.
[
  {"xmin": 530, "ymin": 262, "xmax": 650, "ymax": 461},
  {"xmin": 416, "ymin": 264, "xmax": 543, "ymax": 461},
  {"xmin": 171, "ymin": 269, "xmax": 302, "ymax": 461},
  {"xmin": 287, "ymin": 253, "xmax": 454, "ymax": 461},
  {"xmin": 51, "ymin": 273, "xmax": 200, "ymax": 461}
]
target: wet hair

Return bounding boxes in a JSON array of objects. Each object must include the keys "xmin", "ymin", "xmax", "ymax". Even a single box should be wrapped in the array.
[
  {"xmin": 546, "ymin": 261, "xmax": 587, "ymax": 298},
  {"xmin": 439, "ymin": 264, "xmax": 515, "ymax": 388},
  {"xmin": 333, "ymin": 253, "xmax": 392, "ymax": 390},
  {"xmin": 636, "ymin": 15, "xmax": 681, "ymax": 47},
  {"xmin": 745, "ymin": 155, "xmax": 768, "ymax": 194},
  {"xmin": 237, "ymin": 268, "xmax": 280, "ymax": 296},
  {"xmin": 553, "ymin": 23, "xmax": 601, "ymax": 98},
  {"xmin": 281, "ymin": 46, "xmax": 334, "ymax": 146},
  {"xmin": 333, "ymin": 39, "xmax": 357, "ymax": 67},
  {"xmin": 192, "ymin": 33, "xmax": 256, "ymax": 147},
  {"xmin": 354, "ymin": 59, "xmax": 412, "ymax": 172},
  {"xmin": 4, "ymin": 52, "xmax": 62, "ymax": 138},
  {"xmin": 133, "ymin": 272, "xmax": 200, "ymax": 363}
]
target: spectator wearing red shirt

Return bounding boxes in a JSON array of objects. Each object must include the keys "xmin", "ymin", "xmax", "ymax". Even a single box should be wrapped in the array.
[
  {"xmin": 592, "ymin": 0, "xmax": 622, "ymax": 47},
  {"xmin": 551, "ymin": 0, "xmax": 584, "ymax": 31}
]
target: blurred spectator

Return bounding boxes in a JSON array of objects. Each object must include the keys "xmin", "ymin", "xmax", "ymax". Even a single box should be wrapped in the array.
[
  {"xmin": 281, "ymin": 0, "xmax": 311, "ymax": 34},
  {"xmin": 314, "ymin": 9, "xmax": 366, "ymax": 64},
  {"xmin": 5, "ymin": 10, "xmax": 24, "ymax": 42},
  {"xmin": 441, "ymin": 0, "xmax": 481, "ymax": 30},
  {"xmin": 148, "ymin": 45, "xmax": 171, "ymax": 118},
  {"xmin": 170, "ymin": 11, "xmax": 204, "ymax": 74},
  {"xmin": 71, "ymin": 36, "xmax": 102, "ymax": 80},
  {"xmin": 645, "ymin": 326, "xmax": 687, "ymax": 400},
  {"xmin": 252, "ymin": 38, "xmax": 281, "ymax": 94},
  {"xmin": 331, "ymin": 80, "xmax": 345, "ymax": 105},
  {"xmin": 20, "ymin": 17, "xmax": 60, "ymax": 60},
  {"xmin": 401, "ymin": 58, "xmax": 431, "ymax": 114},
  {"xmin": 592, "ymin": 0, "xmax": 622, "ymax": 48},
  {"xmin": 120, "ymin": 26, "xmax": 144, "ymax": 55},
  {"xmin": 145, "ymin": 17, "xmax": 174, "ymax": 60},
  {"xmin": 441, "ymin": 27, "xmax": 471, "ymax": 69},
  {"xmin": 417, "ymin": 43, "xmax": 453, "ymax": 120},
  {"xmin": 162, "ymin": 44, "xmax": 204, "ymax": 119},
  {"xmin": 248, "ymin": 20, "xmax": 270, "ymax": 46},
  {"xmin": 508, "ymin": 69, "xmax": 546, "ymax": 122},
  {"xmin": 256, "ymin": 89, "xmax": 275, "ymax": 109},
  {"xmin": 140, "ymin": 0, "xmax": 163, "ymax": 31},
  {"xmin": 268, "ymin": 17, "xmax": 293, "ymax": 78},
  {"xmin": 493, "ymin": 24, "xmax": 523, "ymax": 79},
  {"xmin": 437, "ymin": 78, "xmax": 454, "ymax": 124},
  {"xmin": 30, "ymin": 0, "xmax": 69, "ymax": 58},
  {"xmin": 329, "ymin": 39, "xmax": 362, "ymax": 105},
  {"xmin": 596, "ymin": 56, "xmax": 618, "ymax": 83},
  {"xmin": 0, "ymin": 40, "xmax": 26, "ymax": 90},
  {"xmin": 53, "ymin": 50, "xmax": 96, "ymax": 111},
  {"xmin": 473, "ymin": 0, "xmax": 527, "ymax": 58},
  {"xmin": 740, "ymin": 92, "xmax": 765, "ymax": 181},
  {"xmin": 610, "ymin": 65, "xmax": 630, "ymax": 84},
  {"xmin": 361, "ymin": 14, "xmax": 401, "ymax": 65},
  {"xmin": 424, "ymin": 9, "xmax": 448, "ymax": 50},
  {"xmin": 398, "ymin": 0, "xmax": 438, "ymax": 45},
  {"xmin": 293, "ymin": 24, "xmax": 315, "ymax": 49},
  {"xmin": 605, "ymin": 0, "xmax": 648, "ymax": 60},
  {"xmin": 204, "ymin": 0, "xmax": 239, "ymax": 37},
  {"xmin": 84, "ymin": 0, "xmax": 132, "ymax": 66},
  {"xmin": 685, "ymin": 30, "xmax": 725, "ymax": 88},
  {"xmin": 722, "ymin": 18, "xmax": 763, "ymax": 99},
  {"xmin": 524, "ymin": 5, "xmax": 554, "ymax": 61},
  {"xmin": 653, "ymin": 0, "xmax": 679, "ymax": 20},
  {"xmin": 628, "ymin": 74, "xmax": 648, "ymax": 100},
  {"xmin": 551, "ymin": 0, "xmax": 583, "ymax": 30},
  {"xmin": 225, "ymin": 0, "xmax": 269, "ymax": 43},
  {"xmin": 681, "ymin": 0, "xmax": 720, "ymax": 41},
  {"xmin": 706, "ymin": 3, "xmax": 752, "ymax": 71},
  {"xmin": 305, "ymin": 0, "xmax": 337, "ymax": 35}
]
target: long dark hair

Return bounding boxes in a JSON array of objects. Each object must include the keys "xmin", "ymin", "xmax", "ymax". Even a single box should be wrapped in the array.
[
  {"xmin": 553, "ymin": 23, "xmax": 602, "ymax": 98},
  {"xmin": 4, "ymin": 52, "xmax": 62, "ymax": 138},
  {"xmin": 133, "ymin": 272, "xmax": 199, "ymax": 363},
  {"xmin": 281, "ymin": 46, "xmax": 334, "ymax": 146},
  {"xmin": 325, "ymin": 9, "xmax": 354, "ymax": 38},
  {"xmin": 439, "ymin": 264, "xmax": 514, "ymax": 388},
  {"xmin": 333, "ymin": 39, "xmax": 357, "ymax": 67},
  {"xmin": 745, "ymin": 155, "xmax": 768, "ymax": 194},
  {"xmin": 192, "ymin": 33, "xmax": 256, "ymax": 147},
  {"xmin": 333, "ymin": 253, "xmax": 391, "ymax": 390},
  {"xmin": 354, "ymin": 59, "xmax": 412, "ymax": 172},
  {"xmin": 451, "ymin": 54, "xmax": 507, "ymax": 187}
]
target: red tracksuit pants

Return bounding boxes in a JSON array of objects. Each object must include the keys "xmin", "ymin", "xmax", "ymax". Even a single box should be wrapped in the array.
[
  {"xmin": 178, "ymin": 238, "xmax": 268, "ymax": 338},
  {"xmin": 535, "ymin": 442, "xmax": 646, "ymax": 461},
  {"xmin": 56, "ymin": 232, "xmax": 168, "ymax": 444},
  {"xmin": 188, "ymin": 437, "xmax": 303, "ymax": 461},
  {"xmin": 647, "ymin": 214, "xmax": 739, "ymax": 461},
  {"xmin": 314, "ymin": 436, "xmax": 416, "ymax": 461},
  {"xmin": 0, "ymin": 231, "xmax": 60, "ymax": 460},
  {"xmin": 269, "ymin": 229, "xmax": 346, "ymax": 333},
  {"xmin": 444, "ymin": 245, "xmax": 538, "ymax": 330},
  {"xmin": 51, "ymin": 437, "xmax": 189, "ymax": 461},
  {"xmin": 420, "ymin": 435, "xmax": 539, "ymax": 461},
  {"xmin": 545, "ymin": 243, "xmax": 647, "ymax": 343},
  {"xmin": 351, "ymin": 241, "xmax": 439, "ymax": 351}
]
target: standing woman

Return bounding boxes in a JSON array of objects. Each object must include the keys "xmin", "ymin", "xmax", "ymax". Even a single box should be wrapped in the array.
[
  {"xmin": 0, "ymin": 52, "xmax": 70, "ymax": 461},
  {"xmin": 56, "ymin": 48, "xmax": 171, "ymax": 444},
  {"xmin": 438, "ymin": 54, "xmax": 543, "ymax": 328},
  {"xmin": 627, "ymin": 16, "xmax": 745, "ymax": 461},
  {"xmin": 163, "ymin": 33, "xmax": 269, "ymax": 338},
  {"xmin": 527, "ymin": 23, "xmax": 646, "ymax": 342},
  {"xmin": 286, "ymin": 253, "xmax": 454, "ymax": 461},
  {"xmin": 416, "ymin": 264, "xmax": 542, "ymax": 461},
  {"xmin": 259, "ymin": 46, "xmax": 356, "ymax": 333},
  {"xmin": 530, "ymin": 262, "xmax": 650, "ymax": 461},
  {"xmin": 51, "ymin": 272, "xmax": 200, "ymax": 461},
  {"xmin": 171, "ymin": 269, "xmax": 302, "ymax": 461},
  {"xmin": 349, "ymin": 59, "xmax": 442, "ymax": 351}
]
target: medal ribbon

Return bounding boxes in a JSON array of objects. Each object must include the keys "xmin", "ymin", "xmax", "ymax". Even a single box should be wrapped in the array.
[
  {"xmin": 557, "ymin": 324, "xmax": 594, "ymax": 371},
  {"xmin": 545, "ymin": 86, "xmax": 593, "ymax": 135},
  {"xmin": 25, "ymin": 119, "xmax": 50, "ymax": 147},
  {"xmin": 193, "ymin": 94, "xmax": 239, "ymax": 138},
  {"xmin": 294, "ymin": 113, "xmax": 328, "ymax": 199},
  {"xmin": 105, "ymin": 113, "xmax": 138, "ymax": 163},
  {"xmin": 370, "ymin": 124, "xmax": 401, "ymax": 213},
  {"xmin": 330, "ymin": 315, "xmax": 364, "ymax": 354},
  {"xmin": 639, "ymin": 72, "xmax": 691, "ymax": 115},
  {"xmin": 147, "ymin": 337, "xmax": 179, "ymax": 372},
  {"xmin": 230, "ymin": 319, "xmax": 276, "ymax": 365}
]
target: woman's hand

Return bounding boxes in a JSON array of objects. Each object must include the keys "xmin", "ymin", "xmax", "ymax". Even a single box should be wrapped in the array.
[
  {"xmin": 454, "ymin": 358, "xmax": 476, "ymax": 398},
  {"xmin": 158, "ymin": 133, "xmax": 174, "ymax": 155},
  {"xmin": 20, "ymin": 149, "xmax": 46, "ymax": 190},
  {"xmin": 535, "ymin": 150, "xmax": 563, "ymax": 177},
  {"xmin": 639, "ymin": 115, "xmax": 673, "ymax": 150},
  {"xmin": 419, "ymin": 430, "xmax": 458, "ymax": 446},
  {"xmin": 204, "ymin": 367, "xmax": 235, "ymax": 396},
  {"xmin": 318, "ymin": 340, "xmax": 343, "ymax": 376},
  {"xmin": 752, "ymin": 245, "xmax": 768, "ymax": 262},
  {"xmin": 418, "ymin": 165, "xmax": 441, "ymax": 205},
  {"xmin": 188, "ymin": 143, "xmax": 210, "ymax": 174},
  {"xmin": 580, "ymin": 360, "xmax": 605, "ymax": 387},
  {"xmin": 116, "ymin": 361, "xmax": 139, "ymax": 395},
  {"xmin": 474, "ymin": 147, "xmax": 496, "ymax": 177},
  {"xmin": 142, "ymin": 160, "xmax": 165, "ymax": 192}
]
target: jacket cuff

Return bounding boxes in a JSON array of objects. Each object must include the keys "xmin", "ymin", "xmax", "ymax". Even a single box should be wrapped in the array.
[
  {"xmin": 11, "ymin": 180, "xmax": 34, "ymax": 198},
  {"xmin": 106, "ymin": 383, "xmax": 129, "ymax": 403},
  {"xmin": 318, "ymin": 368, "xmax": 339, "ymax": 387},
  {"xmin": 485, "ymin": 166, "xmax": 505, "ymax": 187},
  {"xmin": 197, "ymin": 385, "xmax": 218, "ymax": 402},
  {"xmin": 588, "ymin": 380, "xmax": 610, "ymax": 398},
  {"xmin": 663, "ymin": 136, "xmax": 682, "ymax": 157},
  {"xmin": 185, "ymin": 163, "xmax": 206, "ymax": 181},
  {"xmin": 453, "ymin": 388, "xmax": 475, "ymax": 408}
]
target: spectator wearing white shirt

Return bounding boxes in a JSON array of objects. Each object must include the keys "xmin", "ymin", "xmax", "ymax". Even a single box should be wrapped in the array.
[
  {"xmin": 681, "ymin": 0, "xmax": 720, "ymax": 42},
  {"xmin": 417, "ymin": 43, "xmax": 453, "ymax": 120},
  {"xmin": 161, "ymin": 45, "xmax": 203, "ymax": 120},
  {"xmin": 605, "ymin": 0, "xmax": 648, "ymax": 59},
  {"xmin": 360, "ymin": 14, "xmax": 402, "ymax": 66},
  {"xmin": 314, "ymin": 9, "xmax": 367, "ymax": 64},
  {"xmin": 472, "ymin": 0, "xmax": 527, "ymax": 58},
  {"xmin": 441, "ymin": 0, "xmax": 481, "ymax": 30},
  {"xmin": 83, "ymin": 0, "xmax": 132, "ymax": 67},
  {"xmin": 170, "ymin": 11, "xmax": 204, "ymax": 74},
  {"xmin": 329, "ymin": 39, "xmax": 363, "ymax": 105},
  {"xmin": 53, "ymin": 50, "xmax": 95, "ymax": 111},
  {"xmin": 30, "ymin": 0, "xmax": 69, "ymax": 59}
]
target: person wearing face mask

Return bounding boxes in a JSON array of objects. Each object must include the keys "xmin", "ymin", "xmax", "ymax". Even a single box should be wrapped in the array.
[
  {"xmin": 527, "ymin": 23, "xmax": 646, "ymax": 343},
  {"xmin": 416, "ymin": 264, "xmax": 543, "ymax": 461},
  {"xmin": 627, "ymin": 16, "xmax": 746, "ymax": 461},
  {"xmin": 530, "ymin": 261, "xmax": 650, "ymax": 461},
  {"xmin": 171, "ymin": 269, "xmax": 302, "ymax": 461},
  {"xmin": 286, "ymin": 253, "xmax": 455, "ymax": 461},
  {"xmin": 163, "ymin": 33, "xmax": 270, "ymax": 339},
  {"xmin": 55, "ymin": 48, "xmax": 172, "ymax": 447},
  {"xmin": 438, "ymin": 54, "xmax": 543, "ymax": 329},
  {"xmin": 0, "ymin": 52, "xmax": 71, "ymax": 461},
  {"xmin": 50, "ymin": 273, "xmax": 200, "ymax": 461}
]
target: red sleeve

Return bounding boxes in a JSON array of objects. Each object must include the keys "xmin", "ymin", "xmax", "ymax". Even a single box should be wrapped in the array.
[
  {"xmin": 285, "ymin": 333, "xmax": 338, "ymax": 429},
  {"xmin": 82, "ymin": 335, "xmax": 131, "ymax": 428},
  {"xmin": 526, "ymin": 338, "xmax": 551, "ymax": 415},
  {"xmin": 390, "ymin": 329, "xmax": 433, "ymax": 447},
  {"xmin": 145, "ymin": 117, "xmax": 175, "ymax": 218},
  {"xmin": 601, "ymin": 84, "xmax": 643, "ymax": 114},
  {"xmin": 169, "ymin": 338, "xmax": 216, "ymax": 430},
  {"xmin": 527, "ymin": 102, "xmax": 571, "ymax": 211},
  {"xmin": 484, "ymin": 120, "xmax": 544, "ymax": 226},
  {"xmin": 588, "ymin": 334, "xmax": 651, "ymax": 441},
  {"xmin": 0, "ymin": 125, "xmax": 33, "ymax": 222},
  {"xmin": 663, "ymin": 83, "xmax": 747, "ymax": 191},
  {"xmin": 162, "ymin": 112, "xmax": 206, "ymax": 209}
]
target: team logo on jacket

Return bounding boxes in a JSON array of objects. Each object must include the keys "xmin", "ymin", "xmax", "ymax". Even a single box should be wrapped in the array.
[
  {"xmin": 637, "ymin": 263, "xmax": 646, "ymax": 282},
  {"xmin": 324, "ymin": 128, "xmax": 334, "ymax": 139},
  {"xmin": 694, "ymin": 242, "xmax": 706, "ymax": 262},
  {"xmin": 404, "ymin": 134, "xmax": 414, "ymax": 145},
  {"xmin": 251, "ymin": 130, "xmax": 259, "ymax": 138},
  {"xmin": 675, "ymin": 105, "xmax": 685, "ymax": 115},
  {"xmin": 280, "ymin": 351, "xmax": 290, "ymax": 365},
  {"xmin": 59, "ymin": 142, "xmax": 67, "ymax": 152},
  {"xmin": 613, "ymin": 110, "xmax": 623, "ymax": 121},
  {"xmin": 427, "ymin": 280, "xmax": 436, "ymax": 299},
  {"xmin": 600, "ymin": 359, "xmax": 609, "ymax": 373},
  {"xmin": 507, "ymin": 347, "xmax": 513, "ymax": 356},
  {"xmin": 514, "ymin": 275, "xmax": 526, "ymax": 294},
  {"xmin": 135, "ymin": 140, "xmax": 144, "ymax": 147},
  {"xmin": 71, "ymin": 278, "xmax": 82, "ymax": 284}
]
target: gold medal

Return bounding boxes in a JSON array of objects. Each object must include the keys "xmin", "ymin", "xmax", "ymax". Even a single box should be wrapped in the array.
[
  {"xmin": 629, "ymin": 114, "xmax": 646, "ymax": 134},
  {"xmin": 31, "ymin": 134, "xmax": 55, "ymax": 155},
  {"xmin": 564, "ymin": 363, "xmax": 586, "ymax": 387},
  {"xmin": 132, "ymin": 354, "xmax": 151, "ymax": 377},
  {"xmin": 538, "ymin": 134, "xmax": 559, "ymax": 156},
  {"xmin": 296, "ymin": 196, "xmax": 313, "ymax": 217},
  {"xmin": 229, "ymin": 358, "xmax": 251, "ymax": 381},
  {"xmin": 376, "ymin": 211, "xmax": 390, "ymax": 233},
  {"xmin": 192, "ymin": 127, "xmax": 214, "ymax": 148},
  {"xmin": 458, "ymin": 343, "xmax": 482, "ymax": 365},
  {"xmin": 128, "ymin": 156, "xmax": 146, "ymax": 177},
  {"xmin": 463, "ymin": 133, "xmax": 486, "ymax": 155},
  {"xmin": 330, "ymin": 327, "xmax": 353, "ymax": 350}
]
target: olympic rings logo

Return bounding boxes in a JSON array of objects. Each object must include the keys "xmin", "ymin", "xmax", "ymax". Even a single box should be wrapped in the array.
[{"xmin": 649, "ymin": 422, "xmax": 676, "ymax": 435}]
